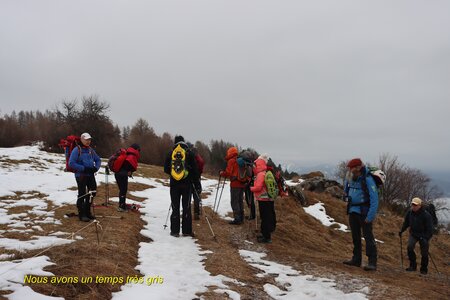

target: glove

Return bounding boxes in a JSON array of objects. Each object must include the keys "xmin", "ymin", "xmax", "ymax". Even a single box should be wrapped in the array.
[
  {"xmin": 84, "ymin": 167, "xmax": 97, "ymax": 174},
  {"xmin": 219, "ymin": 171, "xmax": 225, "ymax": 177},
  {"xmin": 398, "ymin": 231, "xmax": 402, "ymax": 237}
]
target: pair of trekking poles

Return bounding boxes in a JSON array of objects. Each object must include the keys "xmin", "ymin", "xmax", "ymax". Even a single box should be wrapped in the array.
[{"xmin": 163, "ymin": 180, "xmax": 221, "ymax": 240}]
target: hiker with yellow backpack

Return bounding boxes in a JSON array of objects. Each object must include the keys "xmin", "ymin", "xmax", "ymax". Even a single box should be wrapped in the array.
[{"xmin": 164, "ymin": 135, "xmax": 200, "ymax": 237}]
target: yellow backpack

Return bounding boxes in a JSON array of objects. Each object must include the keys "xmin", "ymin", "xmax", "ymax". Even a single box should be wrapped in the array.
[{"xmin": 171, "ymin": 144, "xmax": 189, "ymax": 180}]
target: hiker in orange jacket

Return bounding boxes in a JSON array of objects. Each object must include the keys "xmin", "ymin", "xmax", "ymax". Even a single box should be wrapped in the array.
[
  {"xmin": 220, "ymin": 147, "xmax": 246, "ymax": 225},
  {"xmin": 250, "ymin": 154, "xmax": 276, "ymax": 243}
]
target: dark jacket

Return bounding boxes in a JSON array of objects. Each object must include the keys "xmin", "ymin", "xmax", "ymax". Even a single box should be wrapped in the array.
[
  {"xmin": 401, "ymin": 208, "xmax": 433, "ymax": 240},
  {"xmin": 164, "ymin": 142, "xmax": 199, "ymax": 186}
]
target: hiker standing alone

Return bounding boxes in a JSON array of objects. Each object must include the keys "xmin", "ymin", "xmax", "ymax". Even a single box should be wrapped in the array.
[
  {"xmin": 399, "ymin": 197, "xmax": 433, "ymax": 275},
  {"xmin": 220, "ymin": 147, "xmax": 246, "ymax": 225},
  {"xmin": 343, "ymin": 158, "xmax": 378, "ymax": 271},
  {"xmin": 250, "ymin": 155, "xmax": 276, "ymax": 243},
  {"xmin": 68, "ymin": 133, "xmax": 101, "ymax": 222},
  {"xmin": 115, "ymin": 144, "xmax": 141, "ymax": 212},
  {"xmin": 164, "ymin": 135, "xmax": 200, "ymax": 237}
]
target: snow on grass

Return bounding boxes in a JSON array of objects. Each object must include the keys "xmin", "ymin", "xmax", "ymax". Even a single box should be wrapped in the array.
[
  {"xmin": 0, "ymin": 255, "xmax": 63, "ymax": 300},
  {"xmin": 0, "ymin": 236, "xmax": 74, "ymax": 252},
  {"xmin": 304, "ymin": 202, "xmax": 349, "ymax": 232},
  {"xmin": 239, "ymin": 250, "xmax": 368, "ymax": 300},
  {"xmin": 112, "ymin": 178, "xmax": 239, "ymax": 300}
]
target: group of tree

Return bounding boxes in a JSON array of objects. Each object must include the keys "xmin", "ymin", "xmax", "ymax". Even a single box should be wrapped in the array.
[{"xmin": 0, "ymin": 96, "xmax": 296, "ymax": 176}]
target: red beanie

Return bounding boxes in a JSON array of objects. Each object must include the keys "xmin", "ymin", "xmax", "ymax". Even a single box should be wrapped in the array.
[{"xmin": 347, "ymin": 158, "xmax": 363, "ymax": 168}]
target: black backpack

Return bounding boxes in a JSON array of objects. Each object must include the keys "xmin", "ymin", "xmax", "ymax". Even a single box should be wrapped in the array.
[{"xmin": 424, "ymin": 203, "xmax": 439, "ymax": 233}]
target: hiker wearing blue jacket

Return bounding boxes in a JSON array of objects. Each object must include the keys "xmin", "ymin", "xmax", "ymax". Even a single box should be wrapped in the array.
[
  {"xmin": 69, "ymin": 132, "xmax": 101, "ymax": 222},
  {"xmin": 343, "ymin": 158, "xmax": 378, "ymax": 271}
]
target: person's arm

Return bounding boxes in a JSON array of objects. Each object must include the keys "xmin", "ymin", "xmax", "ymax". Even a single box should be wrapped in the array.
[
  {"xmin": 365, "ymin": 176, "xmax": 379, "ymax": 223},
  {"xmin": 250, "ymin": 173, "xmax": 265, "ymax": 193},
  {"xmin": 68, "ymin": 147, "xmax": 85, "ymax": 172},
  {"xmin": 400, "ymin": 210, "xmax": 410, "ymax": 234},
  {"xmin": 164, "ymin": 152, "xmax": 171, "ymax": 175},
  {"xmin": 93, "ymin": 150, "xmax": 101, "ymax": 171}
]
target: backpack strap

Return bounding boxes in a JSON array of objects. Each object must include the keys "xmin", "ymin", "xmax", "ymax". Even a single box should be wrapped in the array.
[{"xmin": 359, "ymin": 168, "xmax": 371, "ymax": 205}]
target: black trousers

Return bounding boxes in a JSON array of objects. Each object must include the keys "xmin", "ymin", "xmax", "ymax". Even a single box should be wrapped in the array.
[
  {"xmin": 348, "ymin": 212, "xmax": 377, "ymax": 265},
  {"xmin": 259, "ymin": 201, "xmax": 276, "ymax": 240},
  {"xmin": 115, "ymin": 173, "xmax": 128, "ymax": 208},
  {"xmin": 230, "ymin": 187, "xmax": 244, "ymax": 222},
  {"xmin": 244, "ymin": 185, "xmax": 255, "ymax": 219},
  {"xmin": 407, "ymin": 235, "xmax": 429, "ymax": 272},
  {"xmin": 192, "ymin": 187, "xmax": 201, "ymax": 216},
  {"xmin": 75, "ymin": 175, "xmax": 97, "ymax": 215},
  {"xmin": 170, "ymin": 183, "xmax": 192, "ymax": 234}
]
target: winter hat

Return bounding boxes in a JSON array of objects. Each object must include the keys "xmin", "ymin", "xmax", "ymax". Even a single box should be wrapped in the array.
[
  {"xmin": 130, "ymin": 143, "xmax": 140, "ymax": 151},
  {"xmin": 174, "ymin": 135, "xmax": 185, "ymax": 144},
  {"xmin": 347, "ymin": 158, "xmax": 363, "ymax": 168},
  {"xmin": 257, "ymin": 153, "xmax": 269, "ymax": 163},
  {"xmin": 411, "ymin": 197, "xmax": 422, "ymax": 206},
  {"xmin": 80, "ymin": 132, "xmax": 92, "ymax": 140}
]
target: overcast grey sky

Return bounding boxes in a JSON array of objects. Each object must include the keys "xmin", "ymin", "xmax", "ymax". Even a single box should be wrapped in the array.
[{"xmin": 1, "ymin": 1, "xmax": 449, "ymax": 171}]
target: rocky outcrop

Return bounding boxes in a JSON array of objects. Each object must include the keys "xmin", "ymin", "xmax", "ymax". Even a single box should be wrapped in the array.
[{"xmin": 289, "ymin": 171, "xmax": 345, "ymax": 201}]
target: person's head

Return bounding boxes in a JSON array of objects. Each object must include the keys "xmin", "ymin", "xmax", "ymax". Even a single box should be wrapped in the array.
[
  {"xmin": 347, "ymin": 158, "xmax": 364, "ymax": 180},
  {"xmin": 80, "ymin": 132, "xmax": 92, "ymax": 147},
  {"xmin": 130, "ymin": 143, "xmax": 140, "ymax": 151},
  {"xmin": 411, "ymin": 197, "xmax": 422, "ymax": 212},
  {"xmin": 257, "ymin": 153, "xmax": 269, "ymax": 164},
  {"xmin": 174, "ymin": 135, "xmax": 185, "ymax": 144}
]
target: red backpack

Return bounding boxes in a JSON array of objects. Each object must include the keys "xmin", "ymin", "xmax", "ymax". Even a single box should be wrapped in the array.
[
  {"xmin": 108, "ymin": 148, "xmax": 127, "ymax": 173},
  {"xmin": 58, "ymin": 135, "xmax": 81, "ymax": 173}
]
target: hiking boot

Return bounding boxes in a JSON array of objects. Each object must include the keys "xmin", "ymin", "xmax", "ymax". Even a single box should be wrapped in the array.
[
  {"xmin": 170, "ymin": 232, "xmax": 179, "ymax": 237},
  {"xmin": 246, "ymin": 215, "xmax": 255, "ymax": 220},
  {"xmin": 257, "ymin": 236, "xmax": 272, "ymax": 244},
  {"xmin": 363, "ymin": 264, "xmax": 377, "ymax": 271},
  {"xmin": 229, "ymin": 220, "xmax": 242, "ymax": 225},
  {"xmin": 405, "ymin": 266, "xmax": 417, "ymax": 272},
  {"xmin": 182, "ymin": 232, "xmax": 195, "ymax": 237},
  {"xmin": 420, "ymin": 269, "xmax": 427, "ymax": 275},
  {"xmin": 80, "ymin": 216, "xmax": 90, "ymax": 222},
  {"xmin": 343, "ymin": 260, "xmax": 361, "ymax": 267},
  {"xmin": 117, "ymin": 206, "xmax": 127, "ymax": 212}
]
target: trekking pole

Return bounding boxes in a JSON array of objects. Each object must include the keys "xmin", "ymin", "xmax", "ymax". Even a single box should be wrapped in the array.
[
  {"xmin": 213, "ymin": 175, "xmax": 222, "ymax": 213},
  {"xmin": 400, "ymin": 235, "xmax": 404, "ymax": 269},
  {"xmin": 429, "ymin": 252, "xmax": 440, "ymax": 274},
  {"xmin": 163, "ymin": 203, "xmax": 171, "ymax": 230},
  {"xmin": 192, "ymin": 184, "xmax": 216, "ymax": 240},
  {"xmin": 215, "ymin": 178, "xmax": 227, "ymax": 213}
]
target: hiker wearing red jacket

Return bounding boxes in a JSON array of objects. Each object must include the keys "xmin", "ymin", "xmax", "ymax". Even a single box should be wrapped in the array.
[
  {"xmin": 115, "ymin": 144, "xmax": 141, "ymax": 212},
  {"xmin": 220, "ymin": 147, "xmax": 246, "ymax": 225},
  {"xmin": 250, "ymin": 154, "xmax": 276, "ymax": 243}
]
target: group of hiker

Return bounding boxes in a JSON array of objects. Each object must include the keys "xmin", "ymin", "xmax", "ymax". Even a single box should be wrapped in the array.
[
  {"xmin": 343, "ymin": 158, "xmax": 435, "ymax": 275},
  {"xmin": 65, "ymin": 133, "xmax": 437, "ymax": 271}
]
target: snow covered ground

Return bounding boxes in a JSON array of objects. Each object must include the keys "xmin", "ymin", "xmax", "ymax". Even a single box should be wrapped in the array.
[{"xmin": 0, "ymin": 145, "xmax": 369, "ymax": 299}]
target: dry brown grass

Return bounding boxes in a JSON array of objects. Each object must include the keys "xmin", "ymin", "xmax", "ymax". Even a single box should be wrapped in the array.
[
  {"xmin": 192, "ymin": 190, "xmax": 450, "ymax": 299},
  {"xmin": 2, "ymin": 163, "xmax": 449, "ymax": 299}
]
